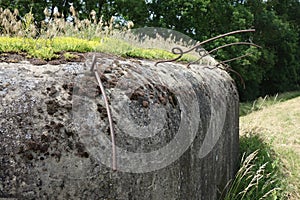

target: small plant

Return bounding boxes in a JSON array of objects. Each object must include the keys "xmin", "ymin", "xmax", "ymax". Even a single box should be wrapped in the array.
[
  {"xmin": 0, "ymin": 35, "xmax": 196, "ymax": 61},
  {"xmin": 29, "ymin": 46, "xmax": 57, "ymax": 60},
  {"xmin": 122, "ymin": 48, "xmax": 197, "ymax": 63},
  {"xmin": 22, "ymin": 8, "xmax": 36, "ymax": 37},
  {"xmin": 0, "ymin": 7, "xmax": 214, "ymax": 63},
  {"xmin": 0, "ymin": 8, "xmax": 21, "ymax": 36},
  {"xmin": 0, "ymin": 7, "xmax": 200, "ymax": 61},
  {"xmin": 63, "ymin": 52, "xmax": 79, "ymax": 61}
]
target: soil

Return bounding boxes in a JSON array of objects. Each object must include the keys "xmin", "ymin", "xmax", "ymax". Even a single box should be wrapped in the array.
[{"xmin": 0, "ymin": 51, "xmax": 87, "ymax": 65}]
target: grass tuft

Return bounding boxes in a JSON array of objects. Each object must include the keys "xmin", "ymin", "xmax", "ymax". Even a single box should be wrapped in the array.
[{"xmin": 223, "ymin": 134, "xmax": 286, "ymax": 200}]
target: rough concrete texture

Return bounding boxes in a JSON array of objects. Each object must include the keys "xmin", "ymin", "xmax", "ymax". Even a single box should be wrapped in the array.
[{"xmin": 0, "ymin": 53, "xmax": 239, "ymax": 200}]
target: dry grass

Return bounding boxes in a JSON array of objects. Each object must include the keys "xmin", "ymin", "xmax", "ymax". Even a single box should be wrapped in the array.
[
  {"xmin": 240, "ymin": 96, "xmax": 300, "ymax": 199},
  {"xmin": 0, "ymin": 7, "xmax": 210, "ymax": 63}
]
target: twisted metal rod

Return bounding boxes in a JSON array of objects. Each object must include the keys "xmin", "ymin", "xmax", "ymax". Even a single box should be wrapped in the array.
[
  {"xmin": 155, "ymin": 29, "xmax": 256, "ymax": 66},
  {"xmin": 187, "ymin": 42, "xmax": 261, "ymax": 67},
  {"xmin": 219, "ymin": 53, "xmax": 253, "ymax": 65},
  {"xmin": 205, "ymin": 53, "xmax": 255, "ymax": 89}
]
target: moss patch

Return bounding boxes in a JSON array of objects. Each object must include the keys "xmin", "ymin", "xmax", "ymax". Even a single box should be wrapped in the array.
[{"xmin": 0, "ymin": 36, "xmax": 198, "ymax": 62}]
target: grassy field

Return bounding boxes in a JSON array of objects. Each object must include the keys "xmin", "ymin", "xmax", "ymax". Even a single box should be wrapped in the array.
[{"xmin": 239, "ymin": 95, "xmax": 300, "ymax": 199}]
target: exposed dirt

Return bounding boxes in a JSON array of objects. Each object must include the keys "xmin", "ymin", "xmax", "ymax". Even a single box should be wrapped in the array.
[{"xmin": 0, "ymin": 51, "xmax": 87, "ymax": 65}]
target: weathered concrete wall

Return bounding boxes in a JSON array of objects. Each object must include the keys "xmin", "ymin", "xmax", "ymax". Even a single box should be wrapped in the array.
[{"xmin": 0, "ymin": 53, "xmax": 239, "ymax": 200}]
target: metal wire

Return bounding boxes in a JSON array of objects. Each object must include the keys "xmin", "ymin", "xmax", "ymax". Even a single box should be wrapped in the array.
[{"xmin": 90, "ymin": 56, "xmax": 117, "ymax": 171}]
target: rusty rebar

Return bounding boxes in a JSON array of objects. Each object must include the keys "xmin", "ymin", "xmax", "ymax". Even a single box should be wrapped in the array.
[
  {"xmin": 90, "ymin": 56, "xmax": 117, "ymax": 171},
  {"xmin": 187, "ymin": 42, "xmax": 261, "ymax": 67},
  {"xmin": 155, "ymin": 29, "xmax": 256, "ymax": 66}
]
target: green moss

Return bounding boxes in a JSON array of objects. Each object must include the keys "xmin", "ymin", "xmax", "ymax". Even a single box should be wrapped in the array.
[
  {"xmin": 94, "ymin": 37, "xmax": 133, "ymax": 55},
  {"xmin": 0, "ymin": 36, "xmax": 198, "ymax": 62},
  {"xmin": 29, "ymin": 46, "xmax": 58, "ymax": 60},
  {"xmin": 124, "ymin": 48, "xmax": 176, "ymax": 60},
  {"xmin": 51, "ymin": 37, "xmax": 98, "ymax": 52},
  {"xmin": 63, "ymin": 52, "xmax": 79, "ymax": 60}
]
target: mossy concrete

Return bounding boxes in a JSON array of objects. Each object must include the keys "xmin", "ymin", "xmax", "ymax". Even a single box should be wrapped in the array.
[{"xmin": 0, "ymin": 53, "xmax": 239, "ymax": 199}]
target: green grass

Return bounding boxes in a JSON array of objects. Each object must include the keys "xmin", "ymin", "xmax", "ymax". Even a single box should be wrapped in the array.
[
  {"xmin": 236, "ymin": 93, "xmax": 300, "ymax": 199},
  {"xmin": 239, "ymin": 91, "xmax": 300, "ymax": 116},
  {"xmin": 224, "ymin": 134, "xmax": 286, "ymax": 200}
]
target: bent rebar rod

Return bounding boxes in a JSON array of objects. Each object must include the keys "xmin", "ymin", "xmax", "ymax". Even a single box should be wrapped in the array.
[
  {"xmin": 187, "ymin": 42, "xmax": 261, "ymax": 67},
  {"xmin": 155, "ymin": 29, "xmax": 256, "ymax": 66},
  {"xmin": 90, "ymin": 55, "xmax": 117, "ymax": 171}
]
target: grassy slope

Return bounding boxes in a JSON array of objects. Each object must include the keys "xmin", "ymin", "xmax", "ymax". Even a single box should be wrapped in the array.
[
  {"xmin": 240, "ymin": 96, "xmax": 300, "ymax": 199},
  {"xmin": 239, "ymin": 91, "xmax": 300, "ymax": 116}
]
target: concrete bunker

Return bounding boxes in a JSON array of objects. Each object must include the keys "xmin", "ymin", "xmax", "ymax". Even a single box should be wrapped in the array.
[{"xmin": 0, "ymin": 53, "xmax": 239, "ymax": 199}]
